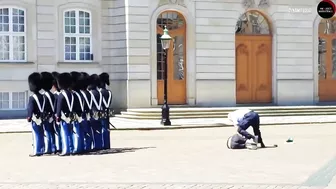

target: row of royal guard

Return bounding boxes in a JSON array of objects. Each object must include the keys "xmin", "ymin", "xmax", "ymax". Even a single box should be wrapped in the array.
[{"xmin": 27, "ymin": 71, "xmax": 112, "ymax": 156}]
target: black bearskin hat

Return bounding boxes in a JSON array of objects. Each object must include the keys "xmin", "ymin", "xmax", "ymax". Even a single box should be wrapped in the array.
[
  {"xmin": 51, "ymin": 72, "xmax": 59, "ymax": 90},
  {"xmin": 70, "ymin": 71, "xmax": 80, "ymax": 91},
  {"xmin": 81, "ymin": 72, "xmax": 90, "ymax": 89},
  {"xmin": 99, "ymin": 72, "xmax": 110, "ymax": 86},
  {"xmin": 77, "ymin": 72, "xmax": 86, "ymax": 90},
  {"xmin": 88, "ymin": 74, "xmax": 100, "ymax": 89},
  {"xmin": 57, "ymin": 72, "xmax": 72, "ymax": 90},
  {"xmin": 28, "ymin": 72, "xmax": 42, "ymax": 93},
  {"xmin": 40, "ymin": 72, "xmax": 53, "ymax": 91}
]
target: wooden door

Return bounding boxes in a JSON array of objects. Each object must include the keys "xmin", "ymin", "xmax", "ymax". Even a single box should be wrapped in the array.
[
  {"xmin": 318, "ymin": 35, "xmax": 336, "ymax": 101},
  {"xmin": 157, "ymin": 20, "xmax": 186, "ymax": 105},
  {"xmin": 236, "ymin": 36, "xmax": 272, "ymax": 103}
]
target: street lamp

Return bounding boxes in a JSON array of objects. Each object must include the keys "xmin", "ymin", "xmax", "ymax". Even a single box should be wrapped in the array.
[{"xmin": 160, "ymin": 26, "xmax": 172, "ymax": 126}]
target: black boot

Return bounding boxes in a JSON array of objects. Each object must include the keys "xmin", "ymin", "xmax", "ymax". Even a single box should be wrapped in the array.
[{"xmin": 29, "ymin": 154, "xmax": 42, "ymax": 157}]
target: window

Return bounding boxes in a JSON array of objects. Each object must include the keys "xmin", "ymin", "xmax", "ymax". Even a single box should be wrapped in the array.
[
  {"xmin": 64, "ymin": 10, "xmax": 92, "ymax": 62},
  {"xmin": 0, "ymin": 8, "xmax": 26, "ymax": 62},
  {"xmin": 12, "ymin": 92, "xmax": 26, "ymax": 109},
  {"xmin": 0, "ymin": 91, "xmax": 27, "ymax": 110},
  {"xmin": 0, "ymin": 92, "xmax": 9, "ymax": 109}
]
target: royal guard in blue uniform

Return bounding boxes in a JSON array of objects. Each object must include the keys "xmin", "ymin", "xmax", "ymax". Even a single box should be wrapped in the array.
[
  {"xmin": 51, "ymin": 72, "xmax": 62, "ymax": 153},
  {"xmin": 88, "ymin": 74, "xmax": 103, "ymax": 150},
  {"xmin": 27, "ymin": 72, "xmax": 45, "ymax": 157},
  {"xmin": 99, "ymin": 72, "xmax": 112, "ymax": 149},
  {"xmin": 70, "ymin": 71, "xmax": 85, "ymax": 154},
  {"xmin": 79, "ymin": 72, "xmax": 94, "ymax": 152},
  {"xmin": 56, "ymin": 72, "xmax": 74, "ymax": 156},
  {"xmin": 41, "ymin": 72, "xmax": 56, "ymax": 154}
]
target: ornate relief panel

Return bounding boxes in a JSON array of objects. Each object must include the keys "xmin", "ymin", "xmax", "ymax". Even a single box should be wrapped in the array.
[
  {"xmin": 236, "ymin": 11, "xmax": 270, "ymax": 35},
  {"xmin": 242, "ymin": 0, "xmax": 270, "ymax": 9},
  {"xmin": 256, "ymin": 43, "xmax": 268, "ymax": 55},
  {"xmin": 236, "ymin": 44, "xmax": 249, "ymax": 55},
  {"xmin": 158, "ymin": 0, "xmax": 186, "ymax": 7}
]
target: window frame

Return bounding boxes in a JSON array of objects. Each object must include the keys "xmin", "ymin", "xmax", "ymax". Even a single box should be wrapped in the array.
[
  {"xmin": 63, "ymin": 9, "xmax": 92, "ymax": 62},
  {"xmin": 0, "ymin": 91, "xmax": 27, "ymax": 110},
  {"xmin": 0, "ymin": 7, "xmax": 27, "ymax": 62}
]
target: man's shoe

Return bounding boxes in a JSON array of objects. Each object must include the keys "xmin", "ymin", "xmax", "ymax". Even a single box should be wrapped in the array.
[
  {"xmin": 246, "ymin": 139, "xmax": 257, "ymax": 150},
  {"xmin": 29, "ymin": 154, "xmax": 42, "ymax": 157},
  {"xmin": 254, "ymin": 136, "xmax": 259, "ymax": 144},
  {"xmin": 58, "ymin": 153, "xmax": 70, "ymax": 156},
  {"xmin": 246, "ymin": 143, "xmax": 258, "ymax": 150}
]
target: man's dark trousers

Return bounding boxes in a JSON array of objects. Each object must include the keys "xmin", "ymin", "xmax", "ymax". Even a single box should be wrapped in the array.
[{"xmin": 237, "ymin": 111, "xmax": 263, "ymax": 144}]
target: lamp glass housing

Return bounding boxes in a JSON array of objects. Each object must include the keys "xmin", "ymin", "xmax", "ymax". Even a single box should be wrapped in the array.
[{"xmin": 160, "ymin": 26, "xmax": 172, "ymax": 50}]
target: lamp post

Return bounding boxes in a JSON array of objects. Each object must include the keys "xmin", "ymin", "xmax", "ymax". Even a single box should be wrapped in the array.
[{"xmin": 160, "ymin": 26, "xmax": 172, "ymax": 125}]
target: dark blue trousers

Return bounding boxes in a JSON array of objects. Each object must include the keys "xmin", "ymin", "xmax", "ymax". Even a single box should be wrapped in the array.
[
  {"xmin": 31, "ymin": 121, "xmax": 44, "ymax": 156},
  {"xmin": 237, "ymin": 111, "xmax": 263, "ymax": 144},
  {"xmin": 101, "ymin": 118, "xmax": 110, "ymax": 149},
  {"xmin": 54, "ymin": 122, "xmax": 62, "ymax": 153},
  {"xmin": 72, "ymin": 121, "xmax": 84, "ymax": 154},
  {"xmin": 60, "ymin": 121, "xmax": 73, "ymax": 155},
  {"xmin": 91, "ymin": 118, "xmax": 103, "ymax": 150},
  {"xmin": 81, "ymin": 119, "xmax": 93, "ymax": 152},
  {"xmin": 43, "ymin": 121, "xmax": 56, "ymax": 154}
]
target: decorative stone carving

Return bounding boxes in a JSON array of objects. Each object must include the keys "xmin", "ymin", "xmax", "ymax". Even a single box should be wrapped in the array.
[
  {"xmin": 258, "ymin": 0, "xmax": 270, "ymax": 8},
  {"xmin": 242, "ymin": 0, "xmax": 270, "ymax": 9},
  {"xmin": 236, "ymin": 11, "xmax": 270, "ymax": 35},
  {"xmin": 242, "ymin": 0, "xmax": 256, "ymax": 9},
  {"xmin": 158, "ymin": 0, "xmax": 186, "ymax": 7}
]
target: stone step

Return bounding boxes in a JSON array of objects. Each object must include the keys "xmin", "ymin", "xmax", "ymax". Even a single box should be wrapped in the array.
[
  {"xmin": 115, "ymin": 112, "xmax": 336, "ymax": 120},
  {"xmin": 126, "ymin": 106, "xmax": 336, "ymax": 113},
  {"xmin": 121, "ymin": 108, "xmax": 336, "ymax": 116}
]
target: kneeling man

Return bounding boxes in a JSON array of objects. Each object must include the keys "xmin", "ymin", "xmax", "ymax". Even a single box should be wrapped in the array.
[{"xmin": 228, "ymin": 109, "xmax": 266, "ymax": 148}]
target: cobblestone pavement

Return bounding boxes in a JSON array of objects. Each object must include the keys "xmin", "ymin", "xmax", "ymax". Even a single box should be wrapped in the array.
[{"xmin": 0, "ymin": 124, "xmax": 336, "ymax": 189}]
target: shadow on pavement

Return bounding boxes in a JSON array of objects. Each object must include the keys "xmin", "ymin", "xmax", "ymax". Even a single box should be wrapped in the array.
[
  {"xmin": 75, "ymin": 146, "xmax": 156, "ymax": 156},
  {"xmin": 37, "ymin": 147, "xmax": 156, "ymax": 157},
  {"xmin": 85, "ymin": 147, "xmax": 155, "ymax": 155}
]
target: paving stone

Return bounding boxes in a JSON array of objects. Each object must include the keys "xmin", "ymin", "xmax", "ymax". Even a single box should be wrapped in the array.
[{"xmin": 0, "ymin": 125, "xmax": 335, "ymax": 189}]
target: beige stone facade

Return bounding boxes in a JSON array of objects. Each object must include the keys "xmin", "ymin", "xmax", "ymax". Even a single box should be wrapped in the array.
[{"xmin": 0, "ymin": 0, "xmax": 324, "ymax": 117}]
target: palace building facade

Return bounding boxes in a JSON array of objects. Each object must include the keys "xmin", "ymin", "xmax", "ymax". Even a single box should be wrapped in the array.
[{"xmin": 0, "ymin": 0, "xmax": 330, "ymax": 117}]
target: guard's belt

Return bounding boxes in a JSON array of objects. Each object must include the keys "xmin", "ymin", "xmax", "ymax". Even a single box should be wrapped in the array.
[
  {"xmin": 32, "ymin": 114, "xmax": 42, "ymax": 126},
  {"xmin": 44, "ymin": 112, "xmax": 54, "ymax": 123},
  {"xmin": 92, "ymin": 111, "xmax": 100, "ymax": 120},
  {"xmin": 99, "ymin": 111, "xmax": 108, "ymax": 119},
  {"xmin": 75, "ymin": 113, "xmax": 83, "ymax": 123},
  {"xmin": 61, "ymin": 112, "xmax": 75, "ymax": 124},
  {"xmin": 86, "ymin": 113, "xmax": 91, "ymax": 120}
]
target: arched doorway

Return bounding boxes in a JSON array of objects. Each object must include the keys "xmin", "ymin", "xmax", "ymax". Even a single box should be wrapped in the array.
[
  {"xmin": 318, "ymin": 19, "xmax": 336, "ymax": 101},
  {"xmin": 235, "ymin": 11, "xmax": 272, "ymax": 104},
  {"xmin": 156, "ymin": 11, "xmax": 186, "ymax": 104}
]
